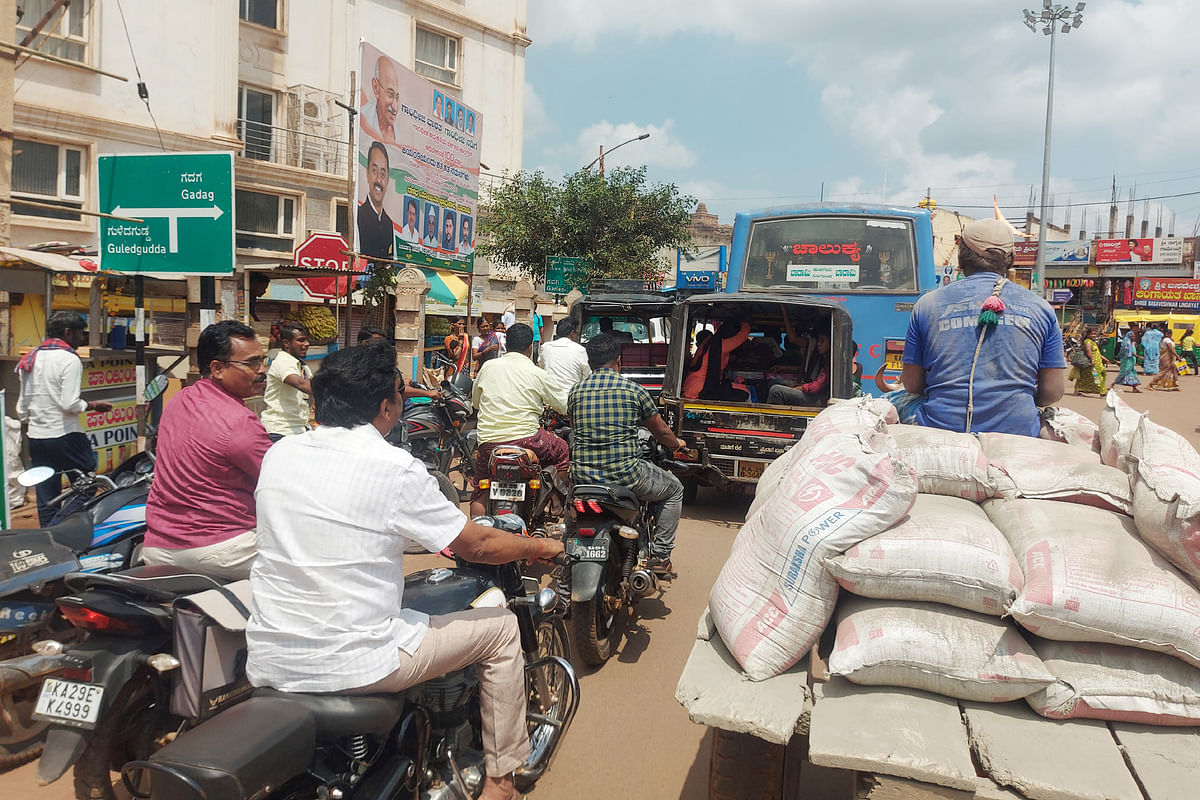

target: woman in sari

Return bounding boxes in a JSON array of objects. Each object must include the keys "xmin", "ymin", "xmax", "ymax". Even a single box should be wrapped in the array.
[
  {"xmin": 1113, "ymin": 325, "xmax": 1142, "ymax": 393},
  {"xmin": 1149, "ymin": 333, "xmax": 1181, "ymax": 391},
  {"xmin": 1070, "ymin": 327, "xmax": 1110, "ymax": 396}
]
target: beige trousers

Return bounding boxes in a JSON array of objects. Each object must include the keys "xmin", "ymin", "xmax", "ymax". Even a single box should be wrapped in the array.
[
  {"xmin": 141, "ymin": 529, "xmax": 257, "ymax": 581},
  {"xmin": 349, "ymin": 607, "xmax": 529, "ymax": 777}
]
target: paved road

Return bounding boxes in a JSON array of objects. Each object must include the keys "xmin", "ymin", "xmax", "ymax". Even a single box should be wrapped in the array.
[{"xmin": 4, "ymin": 376, "xmax": 1198, "ymax": 799}]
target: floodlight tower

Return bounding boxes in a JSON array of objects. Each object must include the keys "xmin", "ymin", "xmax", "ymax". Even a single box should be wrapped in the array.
[{"xmin": 1022, "ymin": 2, "xmax": 1084, "ymax": 290}]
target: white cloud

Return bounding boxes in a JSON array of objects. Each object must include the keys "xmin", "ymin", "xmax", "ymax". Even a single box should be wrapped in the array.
[{"xmin": 569, "ymin": 119, "xmax": 697, "ymax": 172}]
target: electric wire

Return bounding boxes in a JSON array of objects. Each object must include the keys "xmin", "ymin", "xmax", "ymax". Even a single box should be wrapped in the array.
[{"xmin": 113, "ymin": 0, "xmax": 166, "ymax": 151}]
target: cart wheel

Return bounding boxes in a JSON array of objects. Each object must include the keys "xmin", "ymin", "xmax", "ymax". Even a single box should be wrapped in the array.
[{"xmin": 708, "ymin": 728, "xmax": 785, "ymax": 800}]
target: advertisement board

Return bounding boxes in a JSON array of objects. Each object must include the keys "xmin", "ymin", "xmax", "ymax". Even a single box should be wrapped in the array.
[
  {"xmin": 1132, "ymin": 277, "xmax": 1200, "ymax": 310},
  {"xmin": 1095, "ymin": 237, "xmax": 1184, "ymax": 265},
  {"xmin": 1013, "ymin": 240, "xmax": 1092, "ymax": 267},
  {"xmin": 676, "ymin": 245, "xmax": 725, "ymax": 291},
  {"xmin": 356, "ymin": 41, "xmax": 481, "ymax": 274},
  {"xmin": 79, "ymin": 400, "xmax": 139, "ymax": 473}
]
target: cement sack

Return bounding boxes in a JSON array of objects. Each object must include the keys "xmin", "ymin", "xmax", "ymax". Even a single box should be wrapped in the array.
[
  {"xmin": 826, "ymin": 494, "xmax": 1022, "ymax": 616},
  {"xmin": 1039, "ymin": 406, "xmax": 1101, "ymax": 453},
  {"xmin": 1099, "ymin": 389, "xmax": 1143, "ymax": 470},
  {"xmin": 889, "ymin": 424, "xmax": 997, "ymax": 502},
  {"xmin": 1129, "ymin": 416, "xmax": 1200, "ymax": 584},
  {"xmin": 747, "ymin": 397, "xmax": 896, "ymax": 521},
  {"xmin": 710, "ymin": 431, "xmax": 917, "ymax": 681},
  {"xmin": 983, "ymin": 498, "xmax": 1200, "ymax": 667},
  {"xmin": 979, "ymin": 432, "xmax": 1132, "ymax": 513},
  {"xmin": 828, "ymin": 597, "xmax": 1054, "ymax": 703},
  {"xmin": 4, "ymin": 417, "xmax": 24, "ymax": 508},
  {"xmin": 1026, "ymin": 639, "xmax": 1200, "ymax": 726}
]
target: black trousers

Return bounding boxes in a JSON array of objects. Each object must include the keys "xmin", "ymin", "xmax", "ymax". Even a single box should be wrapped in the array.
[{"xmin": 28, "ymin": 432, "xmax": 97, "ymax": 527}]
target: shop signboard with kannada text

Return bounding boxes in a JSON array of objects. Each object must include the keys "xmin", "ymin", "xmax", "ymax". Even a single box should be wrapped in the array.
[
  {"xmin": 1132, "ymin": 277, "xmax": 1200, "ymax": 310},
  {"xmin": 357, "ymin": 41, "xmax": 480, "ymax": 276},
  {"xmin": 1095, "ymin": 237, "xmax": 1184, "ymax": 265},
  {"xmin": 98, "ymin": 152, "xmax": 234, "ymax": 274}
]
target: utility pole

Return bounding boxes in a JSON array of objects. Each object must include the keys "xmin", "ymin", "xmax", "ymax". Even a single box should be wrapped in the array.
[{"xmin": 0, "ymin": 0, "xmax": 16, "ymax": 356}]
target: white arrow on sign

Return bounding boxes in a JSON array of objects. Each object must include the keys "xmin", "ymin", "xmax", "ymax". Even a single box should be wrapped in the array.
[{"xmin": 110, "ymin": 205, "xmax": 225, "ymax": 253}]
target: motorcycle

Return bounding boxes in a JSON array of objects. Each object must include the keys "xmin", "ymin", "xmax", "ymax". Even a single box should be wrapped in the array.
[
  {"xmin": 121, "ymin": 515, "xmax": 579, "ymax": 800},
  {"xmin": 0, "ymin": 563, "xmax": 231, "ymax": 798},
  {"xmin": 390, "ymin": 353, "xmax": 478, "ymax": 503},
  {"xmin": 0, "ymin": 459, "xmax": 154, "ymax": 771},
  {"xmin": 478, "ymin": 409, "xmax": 569, "ymax": 539},
  {"xmin": 564, "ymin": 432, "xmax": 672, "ymax": 666}
]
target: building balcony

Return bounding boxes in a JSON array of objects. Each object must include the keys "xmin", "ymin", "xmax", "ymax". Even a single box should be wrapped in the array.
[{"xmin": 237, "ymin": 118, "xmax": 348, "ymax": 176}]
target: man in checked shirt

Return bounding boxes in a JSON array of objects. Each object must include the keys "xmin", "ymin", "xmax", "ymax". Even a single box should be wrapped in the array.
[{"xmin": 568, "ymin": 333, "xmax": 687, "ymax": 579}]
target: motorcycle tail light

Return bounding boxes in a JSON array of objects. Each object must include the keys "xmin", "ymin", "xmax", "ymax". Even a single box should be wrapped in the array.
[
  {"xmin": 529, "ymin": 479, "xmax": 541, "ymax": 489},
  {"xmin": 573, "ymin": 499, "xmax": 587, "ymax": 513},
  {"xmin": 60, "ymin": 665, "xmax": 93, "ymax": 682},
  {"xmin": 57, "ymin": 603, "xmax": 143, "ymax": 636},
  {"xmin": 577, "ymin": 528, "xmax": 596, "ymax": 537},
  {"xmin": 586, "ymin": 500, "xmax": 604, "ymax": 514}
]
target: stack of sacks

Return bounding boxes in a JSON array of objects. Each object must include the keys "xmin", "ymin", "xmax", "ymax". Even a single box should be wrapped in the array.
[
  {"xmin": 1038, "ymin": 406, "xmax": 1101, "ymax": 453},
  {"xmin": 888, "ymin": 425, "xmax": 997, "ymax": 501},
  {"xmin": 1099, "ymin": 389, "xmax": 1143, "ymax": 471},
  {"xmin": 709, "ymin": 402, "xmax": 916, "ymax": 681},
  {"xmin": 747, "ymin": 396, "xmax": 896, "ymax": 521},
  {"xmin": 1129, "ymin": 416, "xmax": 1200, "ymax": 584},
  {"xmin": 979, "ymin": 432, "xmax": 1132, "ymax": 513}
]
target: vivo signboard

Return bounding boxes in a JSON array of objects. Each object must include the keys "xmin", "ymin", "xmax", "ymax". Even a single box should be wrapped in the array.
[{"xmin": 676, "ymin": 245, "xmax": 725, "ymax": 291}]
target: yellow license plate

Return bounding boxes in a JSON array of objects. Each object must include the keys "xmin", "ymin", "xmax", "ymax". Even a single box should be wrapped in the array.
[
  {"xmin": 738, "ymin": 461, "xmax": 765, "ymax": 479},
  {"xmin": 884, "ymin": 353, "xmax": 904, "ymax": 371}
]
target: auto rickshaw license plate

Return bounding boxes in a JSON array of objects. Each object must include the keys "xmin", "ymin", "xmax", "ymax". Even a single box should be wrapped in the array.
[
  {"xmin": 737, "ymin": 461, "xmax": 765, "ymax": 479},
  {"xmin": 884, "ymin": 352, "xmax": 904, "ymax": 371}
]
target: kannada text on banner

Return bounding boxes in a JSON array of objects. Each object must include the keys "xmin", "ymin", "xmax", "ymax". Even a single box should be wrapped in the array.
[{"xmin": 356, "ymin": 40, "xmax": 481, "ymax": 275}]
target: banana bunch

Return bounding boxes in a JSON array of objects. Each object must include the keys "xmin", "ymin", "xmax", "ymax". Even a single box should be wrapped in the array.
[{"xmin": 285, "ymin": 305, "xmax": 338, "ymax": 342}]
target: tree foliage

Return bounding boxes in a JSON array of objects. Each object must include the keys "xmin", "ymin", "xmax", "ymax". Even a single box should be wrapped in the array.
[{"xmin": 476, "ymin": 166, "xmax": 695, "ymax": 288}]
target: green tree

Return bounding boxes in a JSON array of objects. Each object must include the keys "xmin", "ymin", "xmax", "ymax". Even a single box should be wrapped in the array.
[{"xmin": 477, "ymin": 166, "xmax": 695, "ymax": 289}]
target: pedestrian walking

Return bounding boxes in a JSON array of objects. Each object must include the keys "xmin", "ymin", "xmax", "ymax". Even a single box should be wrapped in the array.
[
  {"xmin": 1114, "ymin": 325, "xmax": 1142, "ymax": 393},
  {"xmin": 16, "ymin": 311, "xmax": 113, "ymax": 525},
  {"xmin": 1141, "ymin": 322, "xmax": 1163, "ymax": 375},
  {"xmin": 262, "ymin": 322, "xmax": 313, "ymax": 441},
  {"xmin": 1070, "ymin": 327, "xmax": 1110, "ymax": 396},
  {"xmin": 1182, "ymin": 328, "xmax": 1197, "ymax": 375},
  {"xmin": 1148, "ymin": 332, "xmax": 1181, "ymax": 391}
]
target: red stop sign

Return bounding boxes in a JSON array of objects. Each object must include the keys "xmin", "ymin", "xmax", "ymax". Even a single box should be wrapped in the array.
[{"xmin": 293, "ymin": 233, "xmax": 363, "ymax": 299}]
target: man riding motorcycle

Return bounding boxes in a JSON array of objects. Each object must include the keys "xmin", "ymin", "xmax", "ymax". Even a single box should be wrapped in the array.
[
  {"xmin": 568, "ymin": 333, "xmax": 686, "ymax": 579},
  {"xmin": 469, "ymin": 322, "xmax": 569, "ymax": 516},
  {"xmin": 247, "ymin": 341, "xmax": 564, "ymax": 800}
]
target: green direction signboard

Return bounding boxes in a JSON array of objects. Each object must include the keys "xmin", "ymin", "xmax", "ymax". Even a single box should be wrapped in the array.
[
  {"xmin": 545, "ymin": 256, "xmax": 590, "ymax": 295},
  {"xmin": 98, "ymin": 152, "xmax": 235, "ymax": 274}
]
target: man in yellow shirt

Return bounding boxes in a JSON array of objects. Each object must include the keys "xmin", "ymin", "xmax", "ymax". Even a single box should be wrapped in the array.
[
  {"xmin": 262, "ymin": 323, "xmax": 313, "ymax": 441},
  {"xmin": 469, "ymin": 323, "xmax": 567, "ymax": 515},
  {"xmin": 1183, "ymin": 328, "xmax": 1197, "ymax": 376}
]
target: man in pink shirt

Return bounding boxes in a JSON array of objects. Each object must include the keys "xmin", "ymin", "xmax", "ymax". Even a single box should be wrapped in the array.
[{"xmin": 142, "ymin": 321, "xmax": 271, "ymax": 579}]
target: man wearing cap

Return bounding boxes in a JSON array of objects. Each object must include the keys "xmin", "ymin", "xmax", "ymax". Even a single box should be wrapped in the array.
[{"xmin": 897, "ymin": 218, "xmax": 1065, "ymax": 437}]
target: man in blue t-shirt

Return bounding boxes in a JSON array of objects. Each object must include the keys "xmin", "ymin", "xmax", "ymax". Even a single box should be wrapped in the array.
[{"xmin": 899, "ymin": 219, "xmax": 1066, "ymax": 437}]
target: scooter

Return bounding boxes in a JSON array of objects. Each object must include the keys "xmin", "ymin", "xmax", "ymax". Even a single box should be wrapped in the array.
[{"xmin": 121, "ymin": 515, "xmax": 579, "ymax": 800}]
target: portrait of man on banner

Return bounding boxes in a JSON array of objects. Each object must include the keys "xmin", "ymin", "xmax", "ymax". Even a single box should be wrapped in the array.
[
  {"xmin": 423, "ymin": 202, "xmax": 441, "ymax": 249},
  {"xmin": 357, "ymin": 141, "xmax": 395, "ymax": 259},
  {"xmin": 400, "ymin": 196, "xmax": 421, "ymax": 244},
  {"xmin": 441, "ymin": 209, "xmax": 457, "ymax": 253},
  {"xmin": 459, "ymin": 215, "xmax": 474, "ymax": 256},
  {"xmin": 362, "ymin": 54, "xmax": 400, "ymax": 145}
]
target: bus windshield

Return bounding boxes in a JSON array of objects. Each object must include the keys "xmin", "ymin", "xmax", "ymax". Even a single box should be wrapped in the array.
[{"xmin": 742, "ymin": 215, "xmax": 918, "ymax": 293}]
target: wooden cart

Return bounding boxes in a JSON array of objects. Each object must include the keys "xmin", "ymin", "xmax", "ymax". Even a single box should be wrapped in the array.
[{"xmin": 676, "ymin": 608, "xmax": 1200, "ymax": 800}]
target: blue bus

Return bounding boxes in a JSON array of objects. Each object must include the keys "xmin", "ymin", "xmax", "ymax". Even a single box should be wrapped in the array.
[{"xmin": 724, "ymin": 204, "xmax": 937, "ymax": 392}]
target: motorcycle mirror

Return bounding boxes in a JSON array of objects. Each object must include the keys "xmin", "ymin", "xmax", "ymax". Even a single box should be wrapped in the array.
[
  {"xmin": 535, "ymin": 587, "xmax": 558, "ymax": 613},
  {"xmin": 17, "ymin": 466, "xmax": 56, "ymax": 487},
  {"xmin": 144, "ymin": 374, "xmax": 169, "ymax": 402}
]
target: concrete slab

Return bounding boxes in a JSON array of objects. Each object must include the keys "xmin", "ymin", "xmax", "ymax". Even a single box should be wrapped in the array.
[
  {"xmin": 673, "ymin": 632, "xmax": 810, "ymax": 745},
  {"xmin": 1110, "ymin": 723, "xmax": 1200, "ymax": 800},
  {"xmin": 963, "ymin": 702, "xmax": 1141, "ymax": 800},
  {"xmin": 809, "ymin": 678, "xmax": 977, "ymax": 792}
]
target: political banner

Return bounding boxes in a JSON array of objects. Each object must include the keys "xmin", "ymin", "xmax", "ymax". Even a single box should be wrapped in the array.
[
  {"xmin": 1132, "ymin": 277, "xmax": 1200, "ymax": 310},
  {"xmin": 356, "ymin": 41, "xmax": 481, "ymax": 274},
  {"xmin": 1095, "ymin": 237, "xmax": 1184, "ymax": 265}
]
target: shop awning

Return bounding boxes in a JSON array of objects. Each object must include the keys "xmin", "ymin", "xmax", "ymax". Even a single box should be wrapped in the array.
[
  {"xmin": 420, "ymin": 268, "xmax": 469, "ymax": 307},
  {"xmin": 0, "ymin": 246, "xmax": 96, "ymax": 273}
]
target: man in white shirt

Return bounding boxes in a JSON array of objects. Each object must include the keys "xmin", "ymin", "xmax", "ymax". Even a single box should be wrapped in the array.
[
  {"xmin": 247, "ymin": 341, "xmax": 562, "ymax": 800},
  {"xmin": 469, "ymin": 324, "xmax": 568, "ymax": 516},
  {"xmin": 400, "ymin": 197, "xmax": 421, "ymax": 244},
  {"xmin": 538, "ymin": 317, "xmax": 591, "ymax": 401},
  {"xmin": 17, "ymin": 311, "xmax": 112, "ymax": 525},
  {"xmin": 261, "ymin": 322, "xmax": 313, "ymax": 440}
]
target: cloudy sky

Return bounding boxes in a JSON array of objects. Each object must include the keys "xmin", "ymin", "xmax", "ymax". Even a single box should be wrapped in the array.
[{"xmin": 521, "ymin": 0, "xmax": 1200, "ymax": 236}]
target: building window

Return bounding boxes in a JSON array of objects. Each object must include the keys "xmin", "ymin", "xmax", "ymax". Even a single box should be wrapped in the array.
[
  {"xmin": 12, "ymin": 138, "xmax": 84, "ymax": 222},
  {"xmin": 239, "ymin": 0, "xmax": 278, "ymax": 29},
  {"xmin": 236, "ymin": 189, "xmax": 295, "ymax": 252},
  {"xmin": 334, "ymin": 201, "xmax": 350, "ymax": 241},
  {"xmin": 16, "ymin": 0, "xmax": 89, "ymax": 63},
  {"xmin": 238, "ymin": 86, "xmax": 275, "ymax": 161},
  {"xmin": 415, "ymin": 26, "xmax": 459, "ymax": 86}
]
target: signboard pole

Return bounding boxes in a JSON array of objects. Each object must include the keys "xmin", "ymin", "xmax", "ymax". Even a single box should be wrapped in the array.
[
  {"xmin": 340, "ymin": 72, "xmax": 358, "ymax": 350},
  {"xmin": 134, "ymin": 277, "xmax": 146, "ymax": 426}
]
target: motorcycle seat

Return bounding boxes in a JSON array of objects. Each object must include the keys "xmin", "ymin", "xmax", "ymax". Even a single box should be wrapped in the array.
[
  {"xmin": 65, "ymin": 564, "xmax": 227, "ymax": 601},
  {"xmin": 42, "ymin": 514, "xmax": 94, "ymax": 552},
  {"xmin": 572, "ymin": 484, "xmax": 639, "ymax": 506},
  {"xmin": 146, "ymin": 696, "xmax": 314, "ymax": 800},
  {"xmin": 254, "ymin": 687, "xmax": 405, "ymax": 737},
  {"xmin": 490, "ymin": 445, "xmax": 539, "ymax": 466}
]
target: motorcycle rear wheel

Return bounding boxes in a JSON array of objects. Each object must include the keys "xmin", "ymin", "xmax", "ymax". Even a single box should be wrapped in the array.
[{"xmin": 572, "ymin": 594, "xmax": 614, "ymax": 667}]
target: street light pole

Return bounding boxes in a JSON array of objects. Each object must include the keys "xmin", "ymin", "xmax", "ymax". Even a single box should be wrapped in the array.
[
  {"xmin": 583, "ymin": 133, "xmax": 650, "ymax": 176},
  {"xmin": 1023, "ymin": 2, "xmax": 1084, "ymax": 292}
]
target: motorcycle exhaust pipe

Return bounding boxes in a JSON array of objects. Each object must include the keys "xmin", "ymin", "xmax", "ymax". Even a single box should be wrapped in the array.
[
  {"xmin": 0, "ymin": 651, "xmax": 72, "ymax": 693},
  {"xmin": 629, "ymin": 569, "xmax": 657, "ymax": 597}
]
